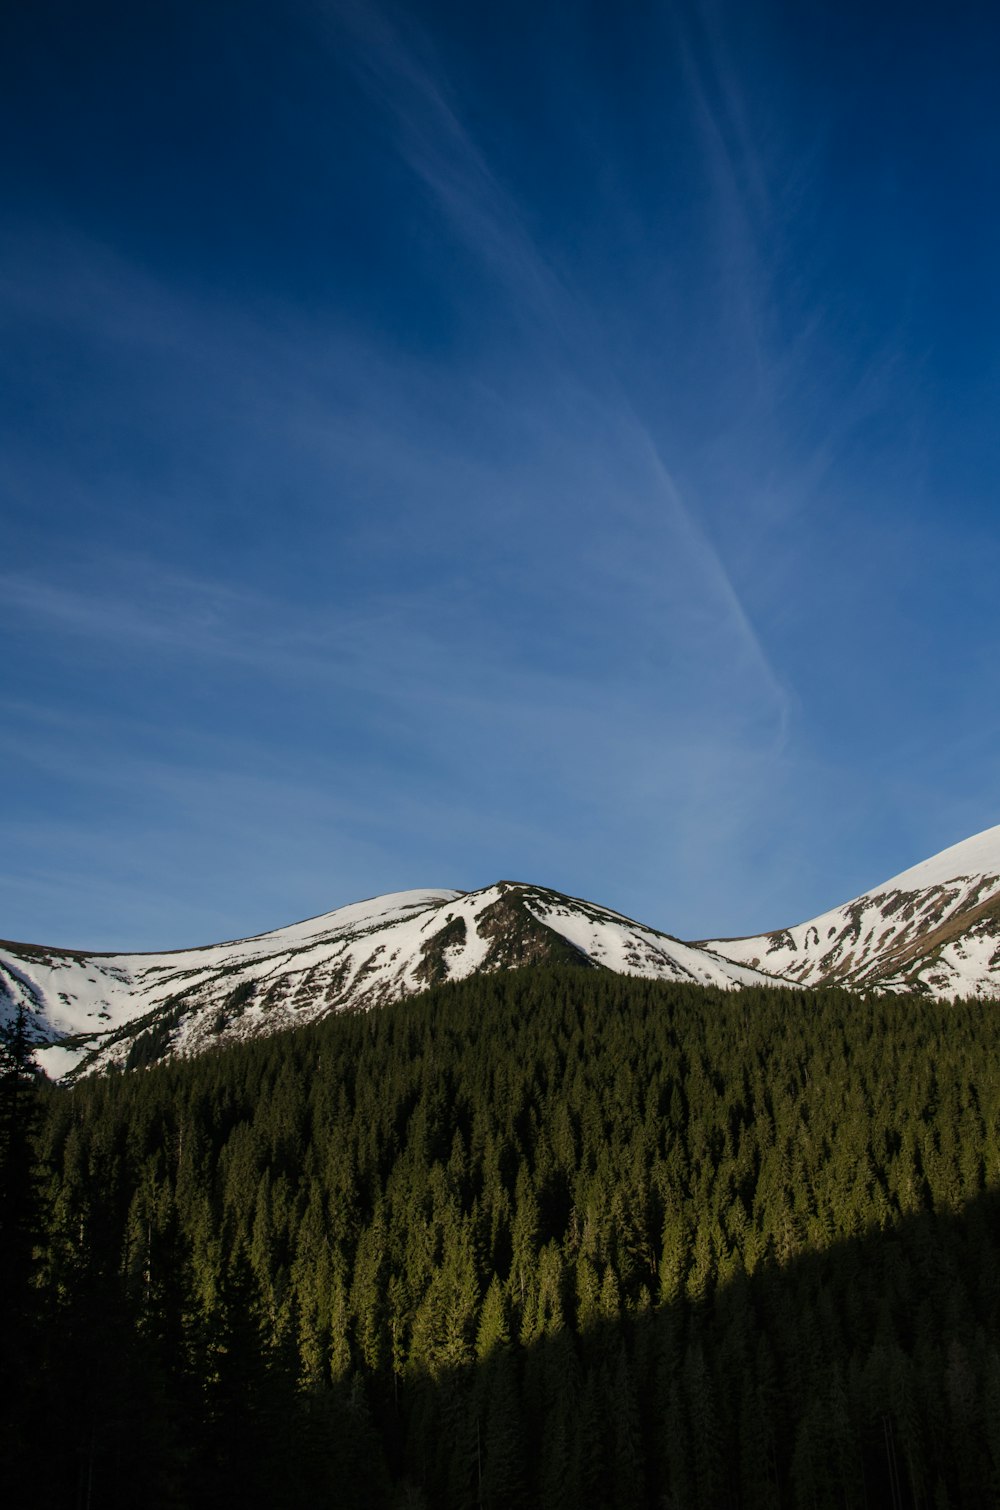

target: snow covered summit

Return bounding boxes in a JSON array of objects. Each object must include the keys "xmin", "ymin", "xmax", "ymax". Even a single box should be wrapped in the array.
[{"xmin": 705, "ymin": 824, "xmax": 1000, "ymax": 996}]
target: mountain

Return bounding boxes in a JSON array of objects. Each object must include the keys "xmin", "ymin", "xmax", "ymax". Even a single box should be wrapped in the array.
[
  {"xmin": 0, "ymin": 880, "xmax": 778, "ymax": 1079},
  {"xmin": 8, "ymin": 825, "xmax": 1000, "ymax": 1080},
  {"xmin": 705, "ymin": 823, "xmax": 1000, "ymax": 996}
]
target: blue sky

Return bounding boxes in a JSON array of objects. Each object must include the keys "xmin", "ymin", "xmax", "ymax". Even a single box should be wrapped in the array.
[{"xmin": 3, "ymin": 0, "xmax": 1000, "ymax": 950}]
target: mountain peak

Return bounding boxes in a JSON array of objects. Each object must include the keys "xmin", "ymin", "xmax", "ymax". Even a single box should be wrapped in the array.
[
  {"xmin": 706, "ymin": 824, "xmax": 1000, "ymax": 996},
  {"xmin": 872, "ymin": 823, "xmax": 1000, "ymax": 894}
]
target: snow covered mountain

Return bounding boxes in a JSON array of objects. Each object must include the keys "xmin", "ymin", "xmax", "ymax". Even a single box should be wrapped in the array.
[
  {"xmin": 8, "ymin": 826, "xmax": 1000, "ymax": 1081},
  {"xmin": 0, "ymin": 881, "xmax": 779, "ymax": 1079},
  {"xmin": 705, "ymin": 824, "xmax": 1000, "ymax": 997}
]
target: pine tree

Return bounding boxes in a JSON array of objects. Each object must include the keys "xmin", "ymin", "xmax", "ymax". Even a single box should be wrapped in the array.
[{"xmin": 0, "ymin": 1003, "xmax": 44, "ymax": 1507}]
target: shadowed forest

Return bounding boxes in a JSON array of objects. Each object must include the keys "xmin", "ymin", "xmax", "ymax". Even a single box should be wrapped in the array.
[{"xmin": 4, "ymin": 969, "xmax": 1000, "ymax": 1508}]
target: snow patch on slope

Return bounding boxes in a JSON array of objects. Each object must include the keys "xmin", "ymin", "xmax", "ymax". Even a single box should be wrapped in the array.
[{"xmin": 527, "ymin": 893, "xmax": 774, "ymax": 989}]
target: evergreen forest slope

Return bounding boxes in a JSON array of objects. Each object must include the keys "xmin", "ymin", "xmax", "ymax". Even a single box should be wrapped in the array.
[{"xmin": 5, "ymin": 968, "xmax": 1000, "ymax": 1508}]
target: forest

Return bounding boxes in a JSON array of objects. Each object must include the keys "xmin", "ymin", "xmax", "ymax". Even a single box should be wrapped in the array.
[{"xmin": 3, "ymin": 967, "xmax": 1000, "ymax": 1508}]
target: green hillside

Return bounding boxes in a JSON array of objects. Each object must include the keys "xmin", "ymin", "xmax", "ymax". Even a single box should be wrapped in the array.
[{"xmin": 5, "ymin": 969, "xmax": 1000, "ymax": 1507}]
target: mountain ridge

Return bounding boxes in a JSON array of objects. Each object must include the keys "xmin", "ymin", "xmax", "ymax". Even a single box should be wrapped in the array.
[
  {"xmin": 0, "ymin": 880, "xmax": 781, "ymax": 1080},
  {"xmin": 5, "ymin": 825, "xmax": 1000, "ymax": 1079}
]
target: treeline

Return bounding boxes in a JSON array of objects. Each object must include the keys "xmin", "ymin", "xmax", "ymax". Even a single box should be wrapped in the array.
[{"xmin": 6, "ymin": 969, "xmax": 1000, "ymax": 1507}]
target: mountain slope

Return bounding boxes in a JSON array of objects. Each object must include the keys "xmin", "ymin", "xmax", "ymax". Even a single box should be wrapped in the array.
[
  {"xmin": 0, "ymin": 881, "xmax": 779, "ymax": 1078},
  {"xmin": 9, "ymin": 825, "xmax": 1000, "ymax": 1080},
  {"xmin": 705, "ymin": 824, "xmax": 1000, "ymax": 996}
]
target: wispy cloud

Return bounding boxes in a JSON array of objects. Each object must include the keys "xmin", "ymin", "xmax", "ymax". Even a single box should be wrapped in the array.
[
  {"xmin": 318, "ymin": 0, "xmax": 791, "ymax": 740},
  {"xmin": 320, "ymin": 0, "xmax": 568, "ymax": 334}
]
